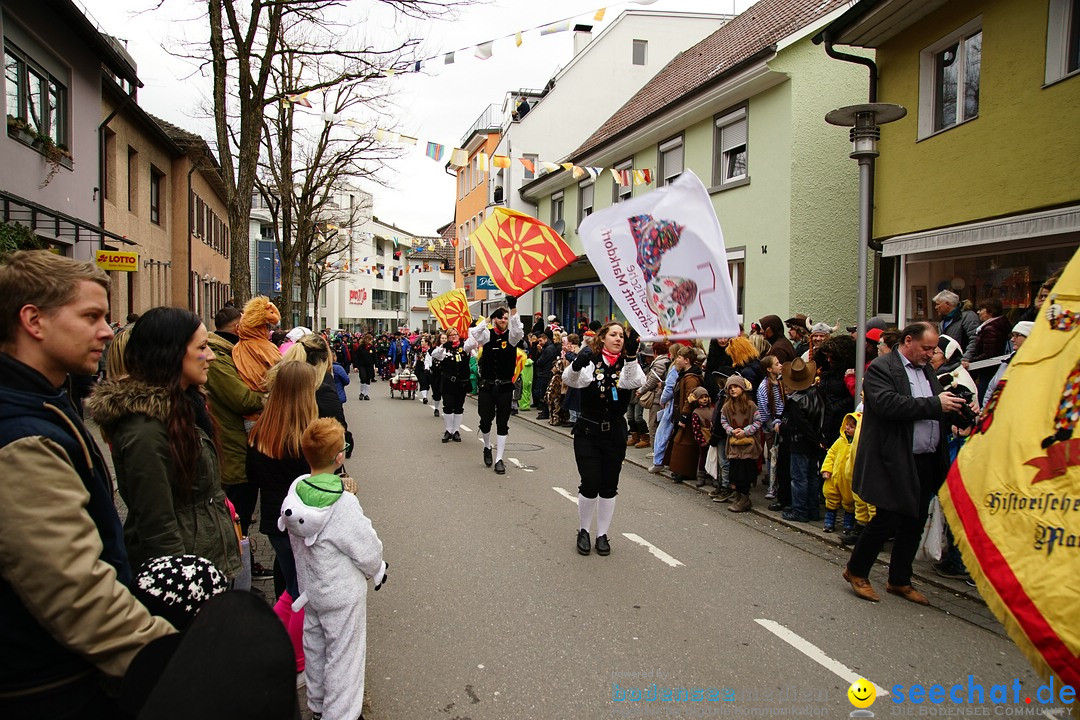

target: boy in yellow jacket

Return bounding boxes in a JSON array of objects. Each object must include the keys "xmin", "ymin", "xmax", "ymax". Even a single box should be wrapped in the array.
[{"xmin": 820, "ymin": 412, "xmax": 860, "ymax": 533}]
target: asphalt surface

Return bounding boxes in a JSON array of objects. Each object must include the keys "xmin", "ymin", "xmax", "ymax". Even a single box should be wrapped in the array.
[{"xmin": 336, "ymin": 386, "xmax": 1051, "ymax": 720}]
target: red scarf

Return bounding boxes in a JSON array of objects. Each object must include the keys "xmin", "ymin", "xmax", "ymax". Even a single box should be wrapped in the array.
[{"xmin": 601, "ymin": 348, "xmax": 620, "ymax": 366}]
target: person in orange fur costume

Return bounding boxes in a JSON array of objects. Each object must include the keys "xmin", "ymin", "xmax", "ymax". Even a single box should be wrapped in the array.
[{"xmin": 234, "ymin": 297, "xmax": 283, "ymax": 392}]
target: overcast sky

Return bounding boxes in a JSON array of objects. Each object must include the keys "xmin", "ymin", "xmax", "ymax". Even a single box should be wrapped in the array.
[{"xmin": 77, "ymin": 0, "xmax": 761, "ymax": 236}]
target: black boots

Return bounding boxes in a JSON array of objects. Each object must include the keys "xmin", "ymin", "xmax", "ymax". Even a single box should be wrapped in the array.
[{"xmin": 577, "ymin": 529, "xmax": 591, "ymax": 555}]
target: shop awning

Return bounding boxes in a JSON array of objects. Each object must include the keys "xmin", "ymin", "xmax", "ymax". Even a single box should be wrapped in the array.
[
  {"xmin": 1, "ymin": 190, "xmax": 134, "ymax": 250},
  {"xmin": 881, "ymin": 205, "xmax": 1080, "ymax": 257}
]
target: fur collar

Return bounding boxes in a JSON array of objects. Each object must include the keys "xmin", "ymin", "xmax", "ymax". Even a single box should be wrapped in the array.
[{"xmin": 87, "ymin": 379, "xmax": 173, "ymax": 430}]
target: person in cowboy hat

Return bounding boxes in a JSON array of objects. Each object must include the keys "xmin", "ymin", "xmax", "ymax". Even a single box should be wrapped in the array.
[{"xmin": 778, "ymin": 357, "xmax": 825, "ymax": 523}]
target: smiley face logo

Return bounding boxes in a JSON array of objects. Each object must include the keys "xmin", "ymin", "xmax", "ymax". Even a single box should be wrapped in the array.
[{"xmin": 848, "ymin": 678, "xmax": 876, "ymax": 709}]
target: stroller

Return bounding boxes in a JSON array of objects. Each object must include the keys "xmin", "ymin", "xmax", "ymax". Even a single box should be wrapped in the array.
[{"xmin": 390, "ymin": 368, "xmax": 418, "ymax": 400}]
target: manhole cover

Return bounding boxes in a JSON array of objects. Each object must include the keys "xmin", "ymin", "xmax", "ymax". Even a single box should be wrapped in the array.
[{"xmin": 505, "ymin": 443, "xmax": 543, "ymax": 452}]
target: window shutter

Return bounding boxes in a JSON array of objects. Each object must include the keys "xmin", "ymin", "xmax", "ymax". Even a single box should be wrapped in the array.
[{"xmin": 722, "ymin": 118, "xmax": 747, "ymax": 152}]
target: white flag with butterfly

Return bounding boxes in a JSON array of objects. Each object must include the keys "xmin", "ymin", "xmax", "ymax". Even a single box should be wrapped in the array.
[{"xmin": 578, "ymin": 170, "xmax": 740, "ymax": 341}]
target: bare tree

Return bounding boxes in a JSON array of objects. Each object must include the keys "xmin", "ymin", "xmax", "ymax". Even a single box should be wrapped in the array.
[{"xmin": 205, "ymin": 0, "xmax": 476, "ymax": 305}]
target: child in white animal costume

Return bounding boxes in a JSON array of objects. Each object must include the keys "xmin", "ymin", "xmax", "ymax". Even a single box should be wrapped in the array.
[{"xmin": 280, "ymin": 418, "xmax": 388, "ymax": 720}]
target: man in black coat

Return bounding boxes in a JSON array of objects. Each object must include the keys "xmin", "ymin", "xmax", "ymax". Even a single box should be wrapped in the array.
[
  {"xmin": 843, "ymin": 322, "xmax": 966, "ymax": 605},
  {"xmin": 532, "ymin": 331, "xmax": 559, "ymax": 420}
]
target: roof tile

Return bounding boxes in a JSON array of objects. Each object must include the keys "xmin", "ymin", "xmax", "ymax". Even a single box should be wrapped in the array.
[{"xmin": 570, "ymin": 0, "xmax": 848, "ymax": 160}]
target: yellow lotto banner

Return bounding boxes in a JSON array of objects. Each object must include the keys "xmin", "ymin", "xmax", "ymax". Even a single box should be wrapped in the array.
[
  {"xmin": 940, "ymin": 248, "xmax": 1080, "ymax": 687},
  {"xmin": 94, "ymin": 250, "xmax": 139, "ymax": 272}
]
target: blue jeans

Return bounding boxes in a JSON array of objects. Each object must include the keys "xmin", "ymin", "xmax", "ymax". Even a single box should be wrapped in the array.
[
  {"xmin": 653, "ymin": 405, "xmax": 674, "ymax": 462},
  {"xmin": 789, "ymin": 452, "xmax": 819, "ymax": 520}
]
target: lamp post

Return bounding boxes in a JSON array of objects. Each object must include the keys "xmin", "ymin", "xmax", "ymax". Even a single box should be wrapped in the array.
[{"xmin": 824, "ymin": 102, "xmax": 906, "ymax": 398}]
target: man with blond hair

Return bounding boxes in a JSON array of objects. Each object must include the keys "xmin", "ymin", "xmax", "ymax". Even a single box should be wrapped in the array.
[{"xmin": 0, "ymin": 251, "xmax": 174, "ymax": 716}]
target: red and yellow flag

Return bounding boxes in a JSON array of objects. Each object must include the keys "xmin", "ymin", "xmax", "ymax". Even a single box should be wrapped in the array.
[
  {"xmin": 468, "ymin": 207, "xmax": 576, "ymax": 295},
  {"xmin": 427, "ymin": 288, "xmax": 472, "ymax": 337},
  {"xmin": 941, "ymin": 248, "xmax": 1080, "ymax": 687}
]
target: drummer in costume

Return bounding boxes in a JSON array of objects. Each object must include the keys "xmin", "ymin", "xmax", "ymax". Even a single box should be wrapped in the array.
[
  {"xmin": 562, "ymin": 322, "xmax": 645, "ymax": 556},
  {"xmin": 431, "ymin": 327, "xmax": 471, "ymax": 442},
  {"xmin": 469, "ymin": 297, "xmax": 524, "ymax": 475}
]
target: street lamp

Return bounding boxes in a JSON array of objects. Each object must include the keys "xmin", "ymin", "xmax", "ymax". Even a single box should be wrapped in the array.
[{"xmin": 825, "ymin": 102, "xmax": 906, "ymax": 397}]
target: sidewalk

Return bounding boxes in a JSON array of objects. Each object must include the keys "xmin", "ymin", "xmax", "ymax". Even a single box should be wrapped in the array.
[{"xmin": 509, "ymin": 406, "xmax": 984, "ymax": 605}]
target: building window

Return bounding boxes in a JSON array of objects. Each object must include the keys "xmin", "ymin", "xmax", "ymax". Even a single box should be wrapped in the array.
[
  {"xmin": 149, "ymin": 166, "xmax": 164, "ymax": 225},
  {"xmin": 727, "ymin": 248, "xmax": 745, "ymax": 321},
  {"xmin": 127, "ymin": 147, "xmax": 139, "ymax": 213},
  {"xmin": 632, "ymin": 39, "xmax": 647, "ymax": 66},
  {"xmin": 420, "ymin": 280, "xmax": 433, "ymax": 297},
  {"xmin": 523, "ymin": 153, "xmax": 538, "ymax": 180},
  {"xmin": 713, "ymin": 107, "xmax": 748, "ymax": 188},
  {"xmin": 657, "ymin": 136, "xmax": 683, "ymax": 186},
  {"xmin": 613, "ymin": 159, "xmax": 632, "ymax": 204},
  {"xmin": 103, "ymin": 128, "xmax": 116, "ymax": 201},
  {"xmin": 919, "ymin": 18, "xmax": 981, "ymax": 137},
  {"xmin": 551, "ymin": 191, "xmax": 564, "ymax": 228},
  {"xmin": 578, "ymin": 181, "xmax": 594, "ymax": 229},
  {"xmin": 1046, "ymin": 0, "xmax": 1080, "ymax": 83},
  {"xmin": 875, "ymin": 255, "xmax": 899, "ymax": 321},
  {"xmin": 4, "ymin": 41, "xmax": 67, "ymax": 146}
]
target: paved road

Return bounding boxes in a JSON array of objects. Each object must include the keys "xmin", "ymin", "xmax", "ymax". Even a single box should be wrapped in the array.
[{"xmin": 344, "ymin": 387, "xmax": 1049, "ymax": 720}]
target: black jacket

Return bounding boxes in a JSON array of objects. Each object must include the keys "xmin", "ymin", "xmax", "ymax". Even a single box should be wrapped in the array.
[
  {"xmin": 533, "ymin": 342, "xmax": 560, "ymax": 379},
  {"xmin": 852, "ymin": 351, "xmax": 952, "ymax": 516}
]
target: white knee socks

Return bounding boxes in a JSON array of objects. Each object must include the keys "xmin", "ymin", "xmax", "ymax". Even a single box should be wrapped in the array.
[
  {"xmin": 360, "ymin": 383, "xmax": 370, "ymax": 396},
  {"xmin": 443, "ymin": 412, "xmax": 454, "ymax": 433},
  {"xmin": 495, "ymin": 434, "xmax": 507, "ymax": 462},
  {"xmin": 452, "ymin": 414, "xmax": 463, "ymax": 433},
  {"xmin": 482, "ymin": 432, "xmax": 491, "ymax": 450},
  {"xmin": 597, "ymin": 497, "xmax": 616, "ymax": 538},
  {"xmin": 578, "ymin": 495, "xmax": 597, "ymax": 533},
  {"xmin": 421, "ymin": 389, "xmax": 428, "ymax": 401}
]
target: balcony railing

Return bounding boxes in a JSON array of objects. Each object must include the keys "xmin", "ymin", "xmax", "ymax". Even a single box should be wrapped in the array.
[{"xmin": 460, "ymin": 103, "xmax": 505, "ymax": 146}]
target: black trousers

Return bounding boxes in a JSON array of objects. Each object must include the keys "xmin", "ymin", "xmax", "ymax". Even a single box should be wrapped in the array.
[
  {"xmin": 574, "ymin": 418, "xmax": 627, "ymax": 499},
  {"xmin": 729, "ymin": 458, "xmax": 757, "ymax": 495},
  {"xmin": 847, "ymin": 452, "xmax": 939, "ymax": 586},
  {"xmin": 224, "ymin": 482, "xmax": 259, "ymax": 537},
  {"xmin": 415, "ymin": 365, "xmax": 428, "ymax": 390},
  {"xmin": 478, "ymin": 383, "xmax": 513, "ymax": 435},
  {"xmin": 430, "ymin": 369, "xmax": 443, "ymax": 402},
  {"xmin": 442, "ymin": 380, "xmax": 468, "ymax": 415},
  {"xmin": 776, "ymin": 440, "xmax": 792, "ymax": 505}
]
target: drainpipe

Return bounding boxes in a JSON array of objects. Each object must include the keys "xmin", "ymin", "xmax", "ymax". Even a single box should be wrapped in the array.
[
  {"xmin": 823, "ymin": 35, "xmax": 883, "ymax": 252},
  {"xmin": 98, "ymin": 88, "xmax": 138, "ymax": 239},
  {"xmin": 186, "ymin": 159, "xmax": 198, "ymax": 310}
]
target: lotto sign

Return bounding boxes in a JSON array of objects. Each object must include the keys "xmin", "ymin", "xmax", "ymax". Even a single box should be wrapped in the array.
[{"xmin": 95, "ymin": 250, "xmax": 139, "ymax": 272}]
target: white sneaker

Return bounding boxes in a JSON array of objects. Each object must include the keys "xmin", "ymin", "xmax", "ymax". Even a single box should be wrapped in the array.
[
  {"xmin": 648, "ymin": 464, "xmax": 665, "ymax": 474},
  {"xmin": 645, "ymin": 451, "xmax": 654, "ymax": 458}
]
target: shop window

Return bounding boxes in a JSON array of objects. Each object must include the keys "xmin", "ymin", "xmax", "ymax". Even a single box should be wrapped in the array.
[
  {"xmin": 1046, "ymin": 0, "xmax": 1080, "ymax": 84},
  {"xmin": 4, "ymin": 41, "xmax": 67, "ymax": 146},
  {"xmin": 919, "ymin": 19, "xmax": 981, "ymax": 137},
  {"xmin": 657, "ymin": 136, "xmax": 683, "ymax": 186},
  {"xmin": 875, "ymin": 255, "xmax": 899, "ymax": 321},
  {"xmin": 632, "ymin": 39, "xmax": 647, "ymax": 66},
  {"xmin": 713, "ymin": 107, "xmax": 748, "ymax": 189}
]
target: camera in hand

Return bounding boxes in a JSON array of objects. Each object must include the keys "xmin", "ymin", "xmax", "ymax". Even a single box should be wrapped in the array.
[{"xmin": 945, "ymin": 383, "xmax": 978, "ymax": 430}]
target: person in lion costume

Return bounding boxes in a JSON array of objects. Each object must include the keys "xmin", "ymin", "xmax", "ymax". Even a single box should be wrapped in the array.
[{"xmin": 234, "ymin": 297, "xmax": 282, "ymax": 392}]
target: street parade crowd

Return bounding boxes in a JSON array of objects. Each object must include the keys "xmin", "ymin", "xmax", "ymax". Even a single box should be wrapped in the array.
[{"xmin": 0, "ymin": 248, "xmax": 1065, "ymax": 718}]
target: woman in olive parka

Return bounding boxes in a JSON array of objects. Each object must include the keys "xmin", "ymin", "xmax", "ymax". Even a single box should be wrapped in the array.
[{"xmin": 89, "ymin": 307, "xmax": 241, "ymax": 580}]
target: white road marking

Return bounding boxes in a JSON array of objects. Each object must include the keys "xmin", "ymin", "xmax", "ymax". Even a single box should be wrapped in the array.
[
  {"xmin": 507, "ymin": 458, "xmax": 533, "ymax": 473},
  {"xmin": 552, "ymin": 487, "xmax": 578, "ymax": 504},
  {"xmin": 621, "ymin": 533, "xmax": 684, "ymax": 568},
  {"xmin": 459, "ymin": 424, "xmax": 472, "ymax": 432},
  {"xmin": 754, "ymin": 619, "xmax": 889, "ymax": 697}
]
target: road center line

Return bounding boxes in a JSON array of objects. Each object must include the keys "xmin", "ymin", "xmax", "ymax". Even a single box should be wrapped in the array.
[
  {"xmin": 552, "ymin": 487, "xmax": 578, "ymax": 504},
  {"xmin": 754, "ymin": 619, "xmax": 889, "ymax": 697},
  {"xmin": 507, "ymin": 458, "xmax": 533, "ymax": 472},
  {"xmin": 459, "ymin": 424, "xmax": 472, "ymax": 432},
  {"xmin": 621, "ymin": 533, "xmax": 684, "ymax": 568}
]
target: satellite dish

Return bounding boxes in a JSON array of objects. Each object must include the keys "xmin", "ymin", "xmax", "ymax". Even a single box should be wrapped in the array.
[{"xmin": 552, "ymin": 219, "xmax": 566, "ymax": 236}]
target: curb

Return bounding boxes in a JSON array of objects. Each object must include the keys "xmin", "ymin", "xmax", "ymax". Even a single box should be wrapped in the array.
[{"xmin": 508, "ymin": 406, "xmax": 983, "ymax": 605}]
